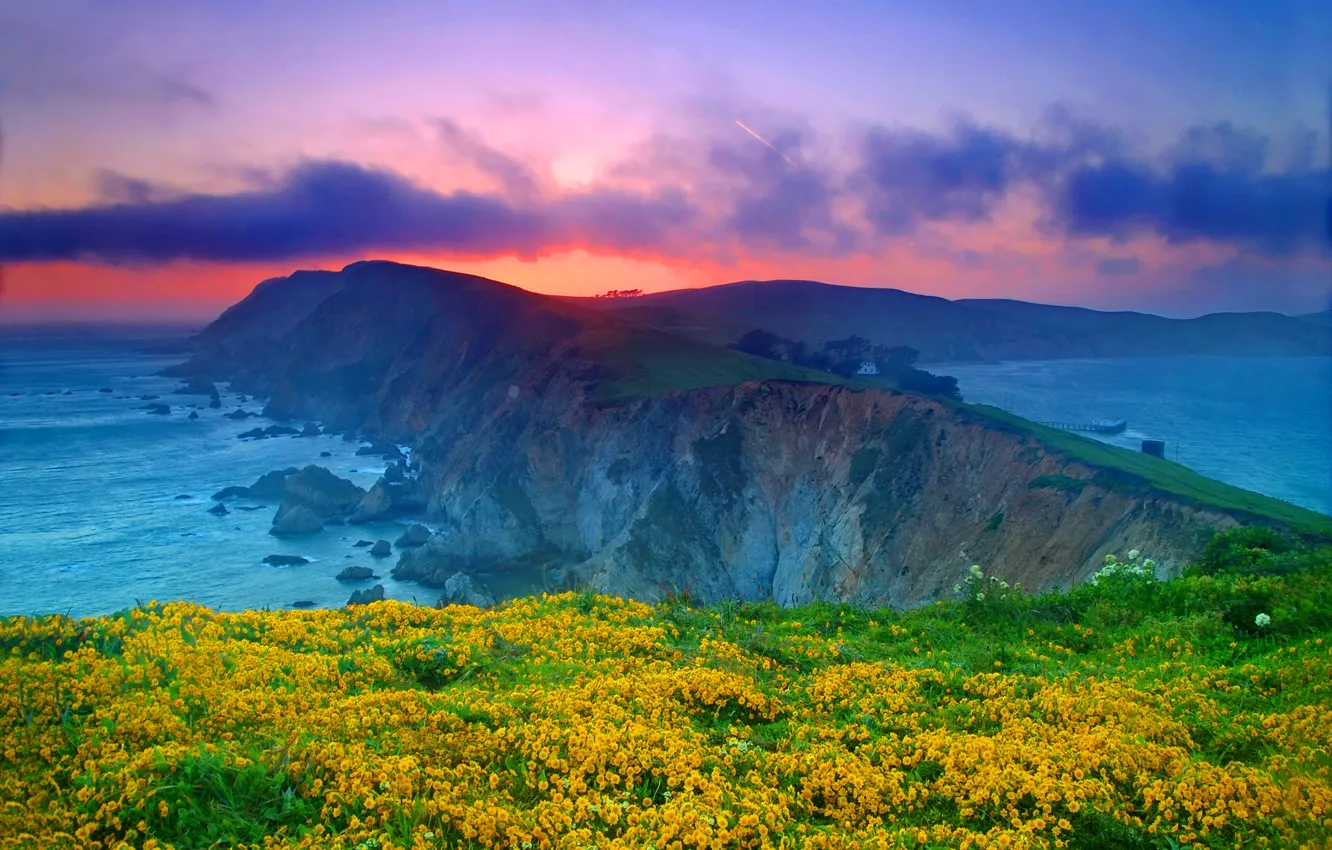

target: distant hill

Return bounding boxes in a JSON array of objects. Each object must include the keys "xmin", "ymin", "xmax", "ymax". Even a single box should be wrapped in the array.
[{"xmin": 568, "ymin": 280, "xmax": 1332, "ymax": 364}]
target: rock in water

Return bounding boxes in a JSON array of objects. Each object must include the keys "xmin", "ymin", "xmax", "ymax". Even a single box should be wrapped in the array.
[
  {"xmin": 370, "ymin": 540, "xmax": 392, "ymax": 558},
  {"xmin": 291, "ymin": 600, "xmax": 317, "ymax": 609},
  {"xmin": 263, "ymin": 554, "xmax": 310, "ymax": 566},
  {"xmin": 187, "ymin": 411, "xmax": 199, "ymax": 420},
  {"xmin": 301, "ymin": 421, "xmax": 322, "ymax": 437},
  {"xmin": 353, "ymin": 539, "xmax": 375, "ymax": 548},
  {"xmin": 142, "ymin": 403, "xmax": 170, "ymax": 415},
  {"xmin": 174, "ymin": 494, "xmax": 193, "ymax": 500},
  {"xmin": 395, "ymin": 524, "xmax": 431, "ymax": 548},
  {"xmin": 246, "ymin": 468, "xmax": 300, "ymax": 500},
  {"xmin": 208, "ymin": 397, "xmax": 221, "ymax": 409},
  {"xmin": 270, "ymin": 503, "xmax": 324, "ymax": 536},
  {"xmin": 208, "ymin": 503, "xmax": 229, "ymax": 516},
  {"xmin": 320, "ymin": 451, "xmax": 332, "ymax": 457},
  {"xmin": 211, "ymin": 485, "xmax": 251, "ymax": 501},
  {"xmin": 346, "ymin": 584, "xmax": 385, "ymax": 606},
  {"xmin": 282, "ymin": 465, "xmax": 365, "ymax": 519},
  {"xmin": 335, "ymin": 565, "xmax": 377, "ymax": 582},
  {"xmin": 224, "ymin": 408, "xmax": 252, "ymax": 420},
  {"xmin": 438, "ymin": 572, "xmax": 496, "ymax": 609},
  {"xmin": 173, "ymin": 378, "xmax": 218, "ymax": 397}
]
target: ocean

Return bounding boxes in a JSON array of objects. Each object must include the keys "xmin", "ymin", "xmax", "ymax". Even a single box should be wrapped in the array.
[
  {"xmin": 2, "ymin": 328, "xmax": 1329, "ymax": 618},
  {"xmin": 0, "ymin": 326, "xmax": 463, "ymax": 619},
  {"xmin": 942, "ymin": 356, "xmax": 1332, "ymax": 517}
]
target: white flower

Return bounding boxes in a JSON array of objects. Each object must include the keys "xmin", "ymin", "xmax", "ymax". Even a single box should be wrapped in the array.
[
  {"xmin": 975, "ymin": 592, "xmax": 985, "ymax": 601},
  {"xmin": 953, "ymin": 584, "xmax": 962, "ymax": 593},
  {"xmin": 969, "ymin": 564, "xmax": 984, "ymax": 579},
  {"xmin": 1255, "ymin": 612, "xmax": 1271, "ymax": 628},
  {"xmin": 1127, "ymin": 549, "xmax": 1141, "ymax": 560},
  {"xmin": 1142, "ymin": 558, "xmax": 1155, "ymax": 570}
]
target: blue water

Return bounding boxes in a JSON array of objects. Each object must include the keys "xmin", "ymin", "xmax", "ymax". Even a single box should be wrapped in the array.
[
  {"xmin": 944, "ymin": 356, "xmax": 1332, "ymax": 517},
  {"xmin": 2, "ymin": 331, "xmax": 1329, "ymax": 619},
  {"xmin": 0, "ymin": 327, "xmax": 444, "ymax": 619}
]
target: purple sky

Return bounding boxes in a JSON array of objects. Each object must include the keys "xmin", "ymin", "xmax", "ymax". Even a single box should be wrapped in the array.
[{"xmin": 0, "ymin": 0, "xmax": 1329, "ymax": 320}]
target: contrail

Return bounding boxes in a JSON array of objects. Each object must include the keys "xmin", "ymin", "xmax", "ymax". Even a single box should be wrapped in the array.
[{"xmin": 735, "ymin": 119, "xmax": 797, "ymax": 166}]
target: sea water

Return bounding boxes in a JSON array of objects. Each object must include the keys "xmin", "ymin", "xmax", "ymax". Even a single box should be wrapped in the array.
[
  {"xmin": 2, "ymin": 329, "xmax": 1329, "ymax": 618},
  {"xmin": 0, "ymin": 326, "xmax": 459, "ymax": 619},
  {"xmin": 943, "ymin": 356, "xmax": 1332, "ymax": 517}
]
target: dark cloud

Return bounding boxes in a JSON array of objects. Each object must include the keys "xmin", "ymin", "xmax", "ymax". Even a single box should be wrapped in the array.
[
  {"xmin": 1, "ymin": 109, "xmax": 1325, "ymax": 267},
  {"xmin": 1055, "ymin": 159, "xmax": 1327, "ymax": 255},
  {"xmin": 1095, "ymin": 256, "xmax": 1142, "ymax": 276},
  {"xmin": 857, "ymin": 123, "xmax": 1021, "ymax": 234},
  {"xmin": 0, "ymin": 160, "xmax": 697, "ymax": 264}
]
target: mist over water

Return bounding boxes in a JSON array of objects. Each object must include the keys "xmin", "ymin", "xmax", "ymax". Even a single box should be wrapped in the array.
[
  {"xmin": 944, "ymin": 356, "xmax": 1332, "ymax": 517},
  {"xmin": 2, "ymin": 329, "xmax": 1329, "ymax": 619}
]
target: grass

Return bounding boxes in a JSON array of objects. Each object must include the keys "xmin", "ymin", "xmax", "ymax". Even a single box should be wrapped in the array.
[
  {"xmin": 954, "ymin": 403, "xmax": 1332, "ymax": 538},
  {"xmin": 1, "ymin": 531, "xmax": 1330, "ymax": 849}
]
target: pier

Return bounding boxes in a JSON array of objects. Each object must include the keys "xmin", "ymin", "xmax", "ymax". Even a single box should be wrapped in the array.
[{"xmin": 1035, "ymin": 418, "xmax": 1127, "ymax": 434}]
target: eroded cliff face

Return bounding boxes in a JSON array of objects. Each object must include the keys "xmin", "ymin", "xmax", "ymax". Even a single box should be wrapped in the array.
[
  {"xmin": 179, "ymin": 262, "xmax": 1248, "ymax": 608},
  {"xmin": 390, "ymin": 380, "xmax": 1237, "ymax": 608}
]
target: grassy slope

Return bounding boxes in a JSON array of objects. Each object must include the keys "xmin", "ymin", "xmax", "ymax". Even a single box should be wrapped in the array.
[
  {"xmin": 2, "ymin": 539, "xmax": 1329, "ymax": 849},
  {"xmin": 952, "ymin": 402, "xmax": 1332, "ymax": 537}
]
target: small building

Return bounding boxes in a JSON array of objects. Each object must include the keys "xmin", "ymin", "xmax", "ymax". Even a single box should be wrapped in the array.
[{"xmin": 856, "ymin": 361, "xmax": 879, "ymax": 376}]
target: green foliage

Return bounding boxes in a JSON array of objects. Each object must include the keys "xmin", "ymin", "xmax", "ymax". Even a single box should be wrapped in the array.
[{"xmin": 1189, "ymin": 526, "xmax": 1301, "ymax": 577}]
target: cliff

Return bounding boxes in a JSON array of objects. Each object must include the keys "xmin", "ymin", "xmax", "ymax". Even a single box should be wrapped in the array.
[{"xmin": 171, "ymin": 261, "xmax": 1331, "ymax": 608}]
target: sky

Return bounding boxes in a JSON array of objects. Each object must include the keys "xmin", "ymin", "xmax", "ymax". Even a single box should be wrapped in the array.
[{"xmin": 0, "ymin": 0, "xmax": 1329, "ymax": 322}]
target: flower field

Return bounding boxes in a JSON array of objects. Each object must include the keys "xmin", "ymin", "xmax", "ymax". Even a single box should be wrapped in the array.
[{"xmin": 2, "ymin": 530, "xmax": 1331, "ymax": 849}]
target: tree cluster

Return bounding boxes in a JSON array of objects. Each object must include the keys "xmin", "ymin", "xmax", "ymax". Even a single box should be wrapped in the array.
[{"xmin": 732, "ymin": 329, "xmax": 962, "ymax": 400}]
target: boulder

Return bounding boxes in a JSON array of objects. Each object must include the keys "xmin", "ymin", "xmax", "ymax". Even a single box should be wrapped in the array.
[
  {"xmin": 395, "ymin": 524, "xmax": 431, "ymax": 548},
  {"xmin": 283, "ymin": 465, "xmax": 366, "ymax": 519},
  {"xmin": 139, "ymin": 394, "xmax": 160, "ymax": 400},
  {"xmin": 269, "ymin": 503, "xmax": 323, "ymax": 536},
  {"xmin": 336, "ymin": 565, "xmax": 378, "ymax": 582},
  {"xmin": 173, "ymin": 378, "xmax": 218, "ymax": 397},
  {"xmin": 247, "ymin": 468, "xmax": 299, "ymax": 500},
  {"xmin": 211, "ymin": 485, "xmax": 251, "ymax": 501},
  {"xmin": 437, "ymin": 572, "xmax": 497, "ymax": 609},
  {"xmin": 383, "ymin": 461, "xmax": 406, "ymax": 483},
  {"xmin": 263, "ymin": 425, "xmax": 300, "ymax": 437},
  {"xmin": 98, "ymin": 388, "xmax": 113, "ymax": 393},
  {"xmin": 208, "ymin": 503, "xmax": 229, "ymax": 516},
  {"xmin": 346, "ymin": 584, "xmax": 386, "ymax": 606},
  {"xmin": 355, "ymin": 442, "xmax": 407, "ymax": 463},
  {"xmin": 224, "ymin": 408, "xmax": 253, "ymax": 420},
  {"xmin": 353, "ymin": 540, "xmax": 375, "ymax": 548},
  {"xmin": 300, "ymin": 422, "xmax": 322, "ymax": 437},
  {"xmin": 187, "ymin": 411, "xmax": 200, "ymax": 420},
  {"xmin": 238, "ymin": 427, "xmax": 267, "ymax": 439},
  {"xmin": 143, "ymin": 403, "xmax": 170, "ymax": 415},
  {"xmin": 291, "ymin": 600, "xmax": 317, "ymax": 609},
  {"xmin": 319, "ymin": 451, "xmax": 332, "ymax": 458},
  {"xmin": 370, "ymin": 539, "xmax": 392, "ymax": 558},
  {"xmin": 348, "ymin": 482, "xmax": 393, "ymax": 524},
  {"xmin": 263, "ymin": 554, "xmax": 310, "ymax": 566},
  {"xmin": 208, "ymin": 397, "xmax": 221, "ymax": 409}
]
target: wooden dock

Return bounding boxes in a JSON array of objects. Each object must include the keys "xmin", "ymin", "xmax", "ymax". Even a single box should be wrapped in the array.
[{"xmin": 1037, "ymin": 419, "xmax": 1127, "ymax": 434}]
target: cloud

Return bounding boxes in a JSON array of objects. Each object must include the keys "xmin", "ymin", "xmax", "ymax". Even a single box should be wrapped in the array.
[
  {"xmin": 0, "ymin": 160, "xmax": 698, "ymax": 264},
  {"xmin": 1, "ymin": 108, "xmax": 1325, "ymax": 268},
  {"xmin": 1095, "ymin": 256, "xmax": 1142, "ymax": 276},
  {"xmin": 1054, "ymin": 159, "xmax": 1327, "ymax": 255},
  {"xmin": 433, "ymin": 118, "xmax": 542, "ymax": 200}
]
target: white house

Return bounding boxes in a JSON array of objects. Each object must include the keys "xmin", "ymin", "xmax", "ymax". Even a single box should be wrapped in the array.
[{"xmin": 856, "ymin": 360, "xmax": 879, "ymax": 376}]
